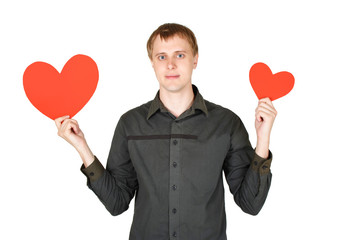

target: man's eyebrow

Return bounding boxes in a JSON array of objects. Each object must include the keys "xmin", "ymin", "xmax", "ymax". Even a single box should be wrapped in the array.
[
  {"xmin": 154, "ymin": 52, "xmax": 167, "ymax": 57},
  {"xmin": 154, "ymin": 50, "xmax": 187, "ymax": 57}
]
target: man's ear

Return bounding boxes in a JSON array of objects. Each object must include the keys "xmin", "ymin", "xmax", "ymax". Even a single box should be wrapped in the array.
[{"xmin": 193, "ymin": 54, "xmax": 199, "ymax": 69}]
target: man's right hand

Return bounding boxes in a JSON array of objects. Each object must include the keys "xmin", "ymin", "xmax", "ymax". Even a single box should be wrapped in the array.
[{"xmin": 55, "ymin": 116, "xmax": 95, "ymax": 167}]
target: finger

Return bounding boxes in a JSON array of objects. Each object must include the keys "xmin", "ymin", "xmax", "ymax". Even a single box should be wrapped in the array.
[
  {"xmin": 255, "ymin": 110, "xmax": 272, "ymax": 122},
  {"xmin": 69, "ymin": 120, "xmax": 80, "ymax": 134},
  {"xmin": 59, "ymin": 119, "xmax": 79, "ymax": 136},
  {"xmin": 58, "ymin": 118, "xmax": 70, "ymax": 136},
  {"xmin": 55, "ymin": 115, "xmax": 70, "ymax": 129},
  {"xmin": 256, "ymin": 106, "xmax": 277, "ymax": 118},
  {"xmin": 257, "ymin": 102, "xmax": 277, "ymax": 116},
  {"xmin": 255, "ymin": 102, "xmax": 276, "ymax": 113},
  {"xmin": 255, "ymin": 112, "xmax": 263, "ymax": 122},
  {"xmin": 259, "ymin": 97, "xmax": 274, "ymax": 108},
  {"xmin": 256, "ymin": 111, "xmax": 272, "ymax": 123},
  {"xmin": 255, "ymin": 107, "xmax": 277, "ymax": 122}
]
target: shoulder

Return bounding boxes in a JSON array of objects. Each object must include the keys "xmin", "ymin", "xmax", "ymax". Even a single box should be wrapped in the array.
[
  {"xmin": 204, "ymin": 99, "xmax": 250, "ymax": 143},
  {"xmin": 112, "ymin": 100, "xmax": 153, "ymax": 135},
  {"xmin": 203, "ymin": 98, "xmax": 247, "ymax": 135},
  {"xmin": 119, "ymin": 100, "xmax": 152, "ymax": 123},
  {"xmin": 204, "ymin": 99, "xmax": 241, "ymax": 121}
]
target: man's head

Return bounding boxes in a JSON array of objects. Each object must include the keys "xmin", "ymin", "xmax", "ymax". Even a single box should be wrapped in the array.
[
  {"xmin": 147, "ymin": 23, "xmax": 199, "ymax": 94},
  {"xmin": 147, "ymin": 23, "xmax": 198, "ymax": 60}
]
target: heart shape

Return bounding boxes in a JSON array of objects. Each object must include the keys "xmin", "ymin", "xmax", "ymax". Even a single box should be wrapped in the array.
[
  {"xmin": 23, "ymin": 54, "xmax": 99, "ymax": 120},
  {"xmin": 249, "ymin": 62, "xmax": 294, "ymax": 101}
]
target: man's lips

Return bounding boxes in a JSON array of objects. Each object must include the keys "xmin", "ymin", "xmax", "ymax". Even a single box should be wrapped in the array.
[{"xmin": 165, "ymin": 75, "xmax": 180, "ymax": 79}]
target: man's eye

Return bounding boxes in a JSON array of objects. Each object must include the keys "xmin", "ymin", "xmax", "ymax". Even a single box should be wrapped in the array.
[
  {"xmin": 177, "ymin": 54, "xmax": 184, "ymax": 58},
  {"xmin": 159, "ymin": 56, "xmax": 165, "ymax": 60}
]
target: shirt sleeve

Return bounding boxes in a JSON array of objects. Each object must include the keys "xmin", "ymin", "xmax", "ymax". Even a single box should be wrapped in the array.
[
  {"xmin": 80, "ymin": 156, "xmax": 105, "ymax": 182},
  {"xmin": 80, "ymin": 117, "xmax": 138, "ymax": 216},
  {"xmin": 223, "ymin": 115, "xmax": 272, "ymax": 216}
]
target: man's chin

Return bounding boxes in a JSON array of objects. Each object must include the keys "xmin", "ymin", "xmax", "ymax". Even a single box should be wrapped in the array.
[
  {"xmin": 160, "ymin": 84, "xmax": 190, "ymax": 94},
  {"xmin": 159, "ymin": 82, "xmax": 187, "ymax": 92}
]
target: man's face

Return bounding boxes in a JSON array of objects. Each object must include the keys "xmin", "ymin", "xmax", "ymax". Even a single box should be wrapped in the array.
[{"xmin": 151, "ymin": 34, "xmax": 198, "ymax": 94}]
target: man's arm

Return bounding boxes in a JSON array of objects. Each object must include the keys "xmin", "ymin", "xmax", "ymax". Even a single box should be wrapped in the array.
[
  {"xmin": 223, "ymin": 98, "xmax": 276, "ymax": 215},
  {"xmin": 254, "ymin": 97, "xmax": 277, "ymax": 158},
  {"xmin": 55, "ymin": 116, "xmax": 137, "ymax": 216},
  {"xmin": 55, "ymin": 115, "xmax": 95, "ymax": 167}
]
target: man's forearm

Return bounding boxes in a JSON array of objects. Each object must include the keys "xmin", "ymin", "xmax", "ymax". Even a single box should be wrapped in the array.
[
  {"xmin": 255, "ymin": 137, "xmax": 270, "ymax": 159},
  {"xmin": 76, "ymin": 142, "xmax": 95, "ymax": 168},
  {"xmin": 235, "ymin": 155, "xmax": 272, "ymax": 216}
]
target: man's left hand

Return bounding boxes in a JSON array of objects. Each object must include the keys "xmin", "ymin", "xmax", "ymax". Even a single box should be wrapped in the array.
[{"xmin": 254, "ymin": 97, "xmax": 277, "ymax": 158}]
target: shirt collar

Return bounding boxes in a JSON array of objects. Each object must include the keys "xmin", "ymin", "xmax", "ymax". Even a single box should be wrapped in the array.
[{"xmin": 147, "ymin": 84, "xmax": 208, "ymax": 120}]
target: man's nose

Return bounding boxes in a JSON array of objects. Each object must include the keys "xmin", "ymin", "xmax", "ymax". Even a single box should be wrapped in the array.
[{"xmin": 167, "ymin": 58, "xmax": 176, "ymax": 69}]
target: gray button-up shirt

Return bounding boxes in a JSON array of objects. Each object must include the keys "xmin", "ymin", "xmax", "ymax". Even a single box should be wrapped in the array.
[{"xmin": 81, "ymin": 85, "xmax": 272, "ymax": 240}]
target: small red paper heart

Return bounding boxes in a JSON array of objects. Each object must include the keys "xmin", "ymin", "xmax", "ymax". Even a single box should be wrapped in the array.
[
  {"xmin": 23, "ymin": 54, "xmax": 99, "ymax": 120},
  {"xmin": 249, "ymin": 62, "xmax": 294, "ymax": 101}
]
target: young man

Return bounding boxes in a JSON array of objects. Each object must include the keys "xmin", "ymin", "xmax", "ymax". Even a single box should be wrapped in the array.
[{"xmin": 55, "ymin": 23, "xmax": 277, "ymax": 240}]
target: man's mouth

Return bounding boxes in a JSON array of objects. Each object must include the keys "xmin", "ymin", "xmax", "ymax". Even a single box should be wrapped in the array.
[{"xmin": 165, "ymin": 75, "xmax": 180, "ymax": 80}]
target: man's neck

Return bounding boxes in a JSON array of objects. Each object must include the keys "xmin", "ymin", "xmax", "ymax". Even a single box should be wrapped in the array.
[{"xmin": 159, "ymin": 84, "xmax": 194, "ymax": 118}]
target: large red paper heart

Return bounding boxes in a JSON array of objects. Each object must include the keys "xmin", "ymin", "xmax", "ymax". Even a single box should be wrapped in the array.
[
  {"xmin": 23, "ymin": 54, "xmax": 98, "ymax": 120},
  {"xmin": 249, "ymin": 62, "xmax": 294, "ymax": 101}
]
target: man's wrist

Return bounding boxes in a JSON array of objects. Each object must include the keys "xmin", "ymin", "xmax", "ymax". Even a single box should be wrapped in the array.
[
  {"xmin": 255, "ymin": 139, "xmax": 270, "ymax": 159},
  {"xmin": 76, "ymin": 143, "xmax": 95, "ymax": 168}
]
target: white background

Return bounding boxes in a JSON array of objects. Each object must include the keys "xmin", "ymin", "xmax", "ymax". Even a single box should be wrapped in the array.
[{"xmin": 1, "ymin": 0, "xmax": 359, "ymax": 239}]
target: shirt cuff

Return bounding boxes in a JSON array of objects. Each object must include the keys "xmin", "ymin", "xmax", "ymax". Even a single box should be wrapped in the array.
[
  {"xmin": 80, "ymin": 155, "xmax": 105, "ymax": 182},
  {"xmin": 251, "ymin": 150, "xmax": 272, "ymax": 176}
]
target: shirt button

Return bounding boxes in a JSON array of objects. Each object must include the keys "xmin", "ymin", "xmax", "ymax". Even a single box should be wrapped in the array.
[
  {"xmin": 172, "ymin": 208, "xmax": 177, "ymax": 214},
  {"xmin": 173, "ymin": 162, "xmax": 177, "ymax": 168},
  {"xmin": 173, "ymin": 140, "xmax": 178, "ymax": 145},
  {"xmin": 89, "ymin": 172, "xmax": 94, "ymax": 176},
  {"xmin": 172, "ymin": 185, "xmax": 177, "ymax": 190},
  {"xmin": 173, "ymin": 231, "xmax": 177, "ymax": 237}
]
